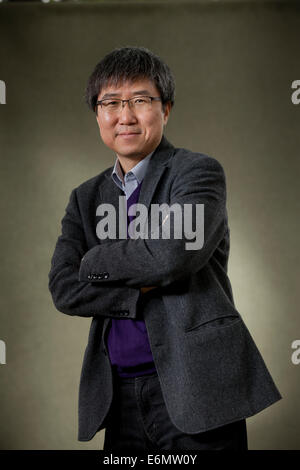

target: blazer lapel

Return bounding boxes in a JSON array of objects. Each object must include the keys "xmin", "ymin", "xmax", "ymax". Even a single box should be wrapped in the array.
[
  {"xmin": 99, "ymin": 172, "xmax": 125, "ymax": 239},
  {"xmin": 138, "ymin": 135, "xmax": 174, "ymax": 208},
  {"xmin": 99, "ymin": 135, "xmax": 174, "ymax": 237}
]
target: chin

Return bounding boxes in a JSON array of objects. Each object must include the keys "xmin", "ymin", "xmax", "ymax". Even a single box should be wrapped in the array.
[
  {"xmin": 117, "ymin": 146, "xmax": 143, "ymax": 158},
  {"xmin": 122, "ymin": 152, "xmax": 143, "ymax": 160}
]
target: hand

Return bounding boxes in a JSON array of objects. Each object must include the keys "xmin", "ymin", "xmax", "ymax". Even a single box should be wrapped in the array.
[{"xmin": 140, "ymin": 286, "xmax": 157, "ymax": 294}]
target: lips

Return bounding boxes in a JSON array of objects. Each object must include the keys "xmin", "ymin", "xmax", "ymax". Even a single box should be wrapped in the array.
[{"xmin": 118, "ymin": 132, "xmax": 140, "ymax": 136}]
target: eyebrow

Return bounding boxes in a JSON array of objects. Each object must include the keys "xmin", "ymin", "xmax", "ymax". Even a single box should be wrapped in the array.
[{"xmin": 100, "ymin": 90, "xmax": 152, "ymax": 100}]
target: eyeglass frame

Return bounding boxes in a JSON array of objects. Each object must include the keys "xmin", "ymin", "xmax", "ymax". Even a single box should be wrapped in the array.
[{"xmin": 95, "ymin": 95, "xmax": 162, "ymax": 114}]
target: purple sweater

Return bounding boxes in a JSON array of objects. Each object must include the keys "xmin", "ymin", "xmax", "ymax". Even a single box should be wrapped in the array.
[{"xmin": 106, "ymin": 162, "xmax": 157, "ymax": 378}]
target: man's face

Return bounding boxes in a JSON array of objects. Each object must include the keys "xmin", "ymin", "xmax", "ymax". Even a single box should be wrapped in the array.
[{"xmin": 95, "ymin": 78, "xmax": 171, "ymax": 161}]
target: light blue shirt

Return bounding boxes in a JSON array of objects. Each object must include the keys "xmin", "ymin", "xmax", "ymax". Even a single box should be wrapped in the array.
[{"xmin": 111, "ymin": 151, "xmax": 154, "ymax": 198}]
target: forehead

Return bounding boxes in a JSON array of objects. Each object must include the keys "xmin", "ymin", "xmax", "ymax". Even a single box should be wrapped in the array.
[{"xmin": 98, "ymin": 77, "xmax": 159, "ymax": 99}]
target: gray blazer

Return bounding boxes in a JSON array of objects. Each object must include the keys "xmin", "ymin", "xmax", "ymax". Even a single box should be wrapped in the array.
[{"xmin": 48, "ymin": 135, "xmax": 282, "ymax": 441}]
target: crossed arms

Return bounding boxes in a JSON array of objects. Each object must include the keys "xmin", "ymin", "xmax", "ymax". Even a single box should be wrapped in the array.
[{"xmin": 48, "ymin": 155, "xmax": 226, "ymax": 319}]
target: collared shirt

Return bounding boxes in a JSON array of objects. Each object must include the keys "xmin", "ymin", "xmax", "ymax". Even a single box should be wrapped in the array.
[{"xmin": 111, "ymin": 151, "xmax": 153, "ymax": 199}]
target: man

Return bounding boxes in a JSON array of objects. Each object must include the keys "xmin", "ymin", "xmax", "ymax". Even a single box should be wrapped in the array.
[{"xmin": 48, "ymin": 47, "xmax": 282, "ymax": 451}]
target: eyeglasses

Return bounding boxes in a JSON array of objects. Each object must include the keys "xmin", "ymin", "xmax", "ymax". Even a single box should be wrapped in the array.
[{"xmin": 96, "ymin": 95, "xmax": 161, "ymax": 115}]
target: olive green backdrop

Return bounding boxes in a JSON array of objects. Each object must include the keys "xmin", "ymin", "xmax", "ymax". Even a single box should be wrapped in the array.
[{"xmin": 0, "ymin": 0, "xmax": 299, "ymax": 450}]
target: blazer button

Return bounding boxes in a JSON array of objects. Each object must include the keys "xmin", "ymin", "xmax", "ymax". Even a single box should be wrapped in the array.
[
  {"xmin": 120, "ymin": 310, "xmax": 129, "ymax": 316},
  {"xmin": 92, "ymin": 274, "xmax": 98, "ymax": 280},
  {"xmin": 97, "ymin": 273, "xmax": 104, "ymax": 280},
  {"xmin": 87, "ymin": 274, "xmax": 92, "ymax": 280},
  {"xmin": 104, "ymin": 272, "xmax": 109, "ymax": 279}
]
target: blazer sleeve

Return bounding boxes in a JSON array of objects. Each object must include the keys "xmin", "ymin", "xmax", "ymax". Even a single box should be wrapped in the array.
[
  {"xmin": 48, "ymin": 188, "xmax": 141, "ymax": 318},
  {"xmin": 78, "ymin": 154, "xmax": 227, "ymax": 288}
]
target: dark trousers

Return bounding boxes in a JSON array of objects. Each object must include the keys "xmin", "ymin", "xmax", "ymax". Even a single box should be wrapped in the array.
[{"xmin": 103, "ymin": 370, "xmax": 248, "ymax": 452}]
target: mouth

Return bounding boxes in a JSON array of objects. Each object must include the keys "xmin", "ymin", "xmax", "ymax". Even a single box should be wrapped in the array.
[{"xmin": 117, "ymin": 132, "xmax": 141, "ymax": 137}]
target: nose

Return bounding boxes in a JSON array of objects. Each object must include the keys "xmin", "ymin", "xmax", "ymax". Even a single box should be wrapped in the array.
[{"xmin": 118, "ymin": 101, "xmax": 138, "ymax": 125}]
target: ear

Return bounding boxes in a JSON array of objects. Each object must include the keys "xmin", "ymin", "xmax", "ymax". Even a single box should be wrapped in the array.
[
  {"xmin": 163, "ymin": 102, "xmax": 172, "ymax": 125},
  {"xmin": 95, "ymin": 110, "xmax": 100, "ymax": 127}
]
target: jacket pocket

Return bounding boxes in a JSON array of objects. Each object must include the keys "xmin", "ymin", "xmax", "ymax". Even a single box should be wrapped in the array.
[{"xmin": 184, "ymin": 315, "xmax": 241, "ymax": 334}]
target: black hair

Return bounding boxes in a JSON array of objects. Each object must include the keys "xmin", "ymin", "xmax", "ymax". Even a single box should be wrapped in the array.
[{"xmin": 85, "ymin": 46, "xmax": 175, "ymax": 112}]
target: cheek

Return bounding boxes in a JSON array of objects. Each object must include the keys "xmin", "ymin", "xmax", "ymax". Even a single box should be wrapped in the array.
[
  {"xmin": 97, "ymin": 118, "xmax": 114, "ymax": 139},
  {"xmin": 145, "ymin": 114, "xmax": 164, "ymax": 136},
  {"xmin": 145, "ymin": 113, "xmax": 163, "ymax": 130},
  {"xmin": 98, "ymin": 115, "xmax": 112, "ymax": 129}
]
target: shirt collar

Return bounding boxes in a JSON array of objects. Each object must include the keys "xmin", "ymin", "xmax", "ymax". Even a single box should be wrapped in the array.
[{"xmin": 111, "ymin": 151, "xmax": 154, "ymax": 189}]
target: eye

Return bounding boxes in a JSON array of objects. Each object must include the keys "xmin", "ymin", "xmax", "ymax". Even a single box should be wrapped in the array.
[
  {"xmin": 134, "ymin": 97, "xmax": 147, "ymax": 104},
  {"xmin": 103, "ymin": 100, "xmax": 119, "ymax": 108}
]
